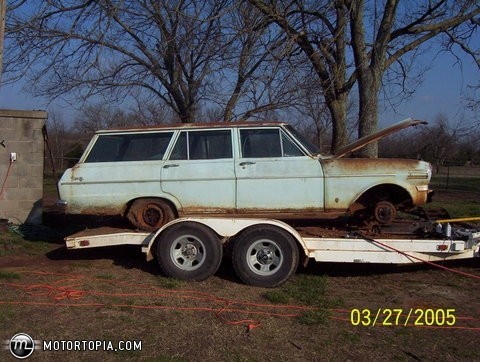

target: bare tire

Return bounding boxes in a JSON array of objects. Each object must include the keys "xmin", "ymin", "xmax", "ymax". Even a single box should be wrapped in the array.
[
  {"xmin": 156, "ymin": 222, "xmax": 222, "ymax": 281},
  {"xmin": 232, "ymin": 225, "xmax": 299, "ymax": 288},
  {"xmin": 373, "ymin": 201, "xmax": 397, "ymax": 224},
  {"xmin": 127, "ymin": 198, "xmax": 175, "ymax": 231}
]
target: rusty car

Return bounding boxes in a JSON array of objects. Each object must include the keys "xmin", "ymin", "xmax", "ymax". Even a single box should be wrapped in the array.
[{"xmin": 57, "ymin": 118, "xmax": 433, "ymax": 231}]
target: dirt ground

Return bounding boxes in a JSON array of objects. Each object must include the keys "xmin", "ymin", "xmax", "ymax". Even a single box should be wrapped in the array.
[{"xmin": 1, "ymin": 191, "xmax": 479, "ymax": 361}]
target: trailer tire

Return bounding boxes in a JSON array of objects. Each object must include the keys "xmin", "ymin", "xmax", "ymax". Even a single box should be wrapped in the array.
[
  {"xmin": 232, "ymin": 225, "xmax": 299, "ymax": 287},
  {"xmin": 156, "ymin": 222, "xmax": 222, "ymax": 281}
]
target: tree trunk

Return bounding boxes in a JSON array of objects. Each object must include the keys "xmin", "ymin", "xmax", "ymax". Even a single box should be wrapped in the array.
[
  {"xmin": 357, "ymin": 69, "xmax": 381, "ymax": 157},
  {"xmin": 327, "ymin": 95, "xmax": 348, "ymax": 154}
]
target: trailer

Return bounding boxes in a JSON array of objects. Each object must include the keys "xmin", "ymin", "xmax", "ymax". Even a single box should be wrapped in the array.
[{"xmin": 65, "ymin": 217, "xmax": 480, "ymax": 287}]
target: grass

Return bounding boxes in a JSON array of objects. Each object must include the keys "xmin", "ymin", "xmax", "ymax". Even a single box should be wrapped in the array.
[
  {"xmin": 0, "ymin": 230, "xmax": 53, "ymax": 256},
  {"xmin": 425, "ymin": 200, "xmax": 480, "ymax": 218},
  {"xmin": 431, "ymin": 175, "xmax": 480, "ymax": 193},
  {"xmin": 0, "ymin": 270, "xmax": 21, "ymax": 279},
  {"xmin": 264, "ymin": 274, "xmax": 343, "ymax": 325},
  {"xmin": 428, "ymin": 174, "xmax": 480, "ymax": 218}
]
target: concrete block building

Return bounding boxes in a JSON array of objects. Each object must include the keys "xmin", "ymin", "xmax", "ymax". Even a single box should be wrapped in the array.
[{"xmin": 0, "ymin": 109, "xmax": 48, "ymax": 224}]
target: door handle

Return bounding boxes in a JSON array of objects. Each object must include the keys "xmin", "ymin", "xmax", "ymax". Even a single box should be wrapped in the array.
[
  {"xmin": 163, "ymin": 164, "xmax": 180, "ymax": 168},
  {"xmin": 239, "ymin": 161, "xmax": 256, "ymax": 166}
]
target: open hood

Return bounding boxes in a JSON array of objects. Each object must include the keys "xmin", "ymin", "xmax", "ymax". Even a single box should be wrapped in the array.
[{"xmin": 333, "ymin": 118, "xmax": 427, "ymax": 158}]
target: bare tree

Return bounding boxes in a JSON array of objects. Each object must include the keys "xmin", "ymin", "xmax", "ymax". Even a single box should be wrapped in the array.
[
  {"xmin": 216, "ymin": 1, "xmax": 300, "ymax": 122},
  {"xmin": 45, "ymin": 110, "xmax": 69, "ymax": 171},
  {"xmin": 5, "ymin": 0, "xmax": 229, "ymax": 123},
  {"xmin": 248, "ymin": 0, "xmax": 480, "ymax": 156},
  {"xmin": 73, "ymin": 103, "xmax": 138, "ymax": 135}
]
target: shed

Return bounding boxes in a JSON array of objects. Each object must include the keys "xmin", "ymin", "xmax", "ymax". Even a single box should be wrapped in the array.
[{"xmin": 0, "ymin": 109, "xmax": 48, "ymax": 224}]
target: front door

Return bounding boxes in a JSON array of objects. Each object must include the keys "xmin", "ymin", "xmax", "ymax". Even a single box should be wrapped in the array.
[{"xmin": 235, "ymin": 127, "xmax": 324, "ymax": 213}]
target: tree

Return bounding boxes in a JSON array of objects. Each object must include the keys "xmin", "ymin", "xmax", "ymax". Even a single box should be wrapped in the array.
[
  {"xmin": 248, "ymin": 0, "xmax": 480, "ymax": 156},
  {"xmin": 216, "ymin": 2, "xmax": 301, "ymax": 122},
  {"xmin": 5, "ymin": 0, "xmax": 229, "ymax": 123}
]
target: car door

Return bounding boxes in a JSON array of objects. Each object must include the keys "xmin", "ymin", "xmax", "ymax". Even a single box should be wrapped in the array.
[
  {"xmin": 235, "ymin": 127, "xmax": 324, "ymax": 213},
  {"xmin": 161, "ymin": 129, "xmax": 236, "ymax": 214}
]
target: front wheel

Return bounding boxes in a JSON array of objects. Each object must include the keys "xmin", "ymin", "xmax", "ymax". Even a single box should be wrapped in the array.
[
  {"xmin": 232, "ymin": 225, "xmax": 299, "ymax": 288},
  {"xmin": 156, "ymin": 222, "xmax": 223, "ymax": 281},
  {"xmin": 373, "ymin": 201, "xmax": 397, "ymax": 224}
]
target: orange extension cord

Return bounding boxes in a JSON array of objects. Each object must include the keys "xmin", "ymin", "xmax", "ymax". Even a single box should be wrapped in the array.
[
  {"xmin": 0, "ymin": 271, "xmax": 316, "ymax": 330},
  {"xmin": 1, "ymin": 269, "xmax": 479, "ymax": 331}
]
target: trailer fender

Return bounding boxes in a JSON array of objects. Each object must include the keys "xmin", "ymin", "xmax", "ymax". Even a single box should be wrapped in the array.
[{"xmin": 143, "ymin": 217, "xmax": 308, "ymax": 261}]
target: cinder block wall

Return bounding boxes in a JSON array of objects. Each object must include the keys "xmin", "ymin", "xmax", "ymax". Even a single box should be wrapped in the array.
[{"xmin": 0, "ymin": 109, "xmax": 47, "ymax": 224}]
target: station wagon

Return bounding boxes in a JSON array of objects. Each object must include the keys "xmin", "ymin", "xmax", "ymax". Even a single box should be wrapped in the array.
[{"xmin": 57, "ymin": 119, "xmax": 433, "ymax": 230}]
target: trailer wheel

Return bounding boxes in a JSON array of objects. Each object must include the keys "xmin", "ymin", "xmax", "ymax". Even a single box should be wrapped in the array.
[
  {"xmin": 232, "ymin": 225, "xmax": 299, "ymax": 287},
  {"xmin": 156, "ymin": 222, "xmax": 222, "ymax": 281},
  {"xmin": 128, "ymin": 198, "xmax": 175, "ymax": 231}
]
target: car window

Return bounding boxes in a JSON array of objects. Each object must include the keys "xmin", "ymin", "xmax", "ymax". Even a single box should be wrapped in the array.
[
  {"xmin": 285, "ymin": 125, "xmax": 320, "ymax": 155},
  {"xmin": 85, "ymin": 132, "xmax": 174, "ymax": 162},
  {"xmin": 240, "ymin": 128, "xmax": 304, "ymax": 158},
  {"xmin": 281, "ymin": 132, "xmax": 304, "ymax": 157},
  {"xmin": 169, "ymin": 130, "xmax": 232, "ymax": 160}
]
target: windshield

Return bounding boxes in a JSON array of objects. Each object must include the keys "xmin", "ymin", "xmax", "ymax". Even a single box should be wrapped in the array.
[{"xmin": 285, "ymin": 125, "xmax": 321, "ymax": 155}]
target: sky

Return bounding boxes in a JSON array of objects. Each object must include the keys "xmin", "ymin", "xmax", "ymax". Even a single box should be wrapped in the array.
[{"xmin": 0, "ymin": 43, "xmax": 478, "ymax": 130}]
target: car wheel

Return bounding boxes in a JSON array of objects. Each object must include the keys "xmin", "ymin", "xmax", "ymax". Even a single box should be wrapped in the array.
[
  {"xmin": 373, "ymin": 200, "xmax": 397, "ymax": 224},
  {"xmin": 232, "ymin": 225, "xmax": 299, "ymax": 287},
  {"xmin": 156, "ymin": 222, "xmax": 223, "ymax": 281},
  {"xmin": 128, "ymin": 198, "xmax": 175, "ymax": 231}
]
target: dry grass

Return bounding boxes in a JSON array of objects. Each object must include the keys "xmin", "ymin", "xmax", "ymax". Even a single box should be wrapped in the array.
[{"xmin": 0, "ymin": 183, "xmax": 479, "ymax": 360}]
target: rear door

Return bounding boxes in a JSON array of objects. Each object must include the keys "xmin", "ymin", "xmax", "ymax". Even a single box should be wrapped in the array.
[
  {"xmin": 235, "ymin": 127, "xmax": 324, "ymax": 213},
  {"xmin": 161, "ymin": 129, "xmax": 236, "ymax": 214}
]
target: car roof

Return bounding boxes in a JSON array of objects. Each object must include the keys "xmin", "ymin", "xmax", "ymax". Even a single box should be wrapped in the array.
[{"xmin": 96, "ymin": 121, "xmax": 289, "ymax": 134}]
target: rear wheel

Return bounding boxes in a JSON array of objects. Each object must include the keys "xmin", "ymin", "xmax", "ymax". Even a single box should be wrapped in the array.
[
  {"xmin": 127, "ymin": 198, "xmax": 175, "ymax": 231},
  {"xmin": 156, "ymin": 222, "xmax": 223, "ymax": 281},
  {"xmin": 232, "ymin": 225, "xmax": 299, "ymax": 288}
]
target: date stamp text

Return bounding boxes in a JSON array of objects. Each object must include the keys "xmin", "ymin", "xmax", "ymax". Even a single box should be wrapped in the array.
[{"xmin": 350, "ymin": 308, "xmax": 456, "ymax": 327}]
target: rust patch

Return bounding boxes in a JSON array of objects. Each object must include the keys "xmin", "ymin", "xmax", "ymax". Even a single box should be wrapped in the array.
[
  {"xmin": 67, "ymin": 205, "xmax": 124, "ymax": 216},
  {"xmin": 322, "ymin": 158, "xmax": 427, "ymax": 174}
]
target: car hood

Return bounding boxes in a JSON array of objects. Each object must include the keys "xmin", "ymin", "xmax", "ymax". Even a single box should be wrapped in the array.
[{"xmin": 333, "ymin": 118, "xmax": 427, "ymax": 158}]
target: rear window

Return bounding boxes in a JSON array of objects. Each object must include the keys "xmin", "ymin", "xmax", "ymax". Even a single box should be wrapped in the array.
[{"xmin": 85, "ymin": 132, "xmax": 174, "ymax": 162}]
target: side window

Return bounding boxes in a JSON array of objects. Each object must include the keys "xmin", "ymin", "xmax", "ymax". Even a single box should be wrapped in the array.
[
  {"xmin": 85, "ymin": 132, "xmax": 173, "ymax": 162},
  {"xmin": 240, "ymin": 129, "xmax": 282, "ymax": 158},
  {"xmin": 240, "ymin": 128, "xmax": 304, "ymax": 158},
  {"xmin": 85, "ymin": 135, "xmax": 124, "ymax": 163},
  {"xmin": 169, "ymin": 132, "xmax": 187, "ymax": 160},
  {"xmin": 122, "ymin": 133, "xmax": 174, "ymax": 161},
  {"xmin": 169, "ymin": 130, "xmax": 232, "ymax": 160},
  {"xmin": 281, "ymin": 131, "xmax": 304, "ymax": 157}
]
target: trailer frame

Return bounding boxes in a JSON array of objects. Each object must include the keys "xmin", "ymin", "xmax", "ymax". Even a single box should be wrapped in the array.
[{"xmin": 65, "ymin": 217, "xmax": 480, "ymax": 287}]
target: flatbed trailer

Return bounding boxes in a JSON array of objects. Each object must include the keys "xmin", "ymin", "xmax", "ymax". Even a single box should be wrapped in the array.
[{"xmin": 65, "ymin": 217, "xmax": 480, "ymax": 287}]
